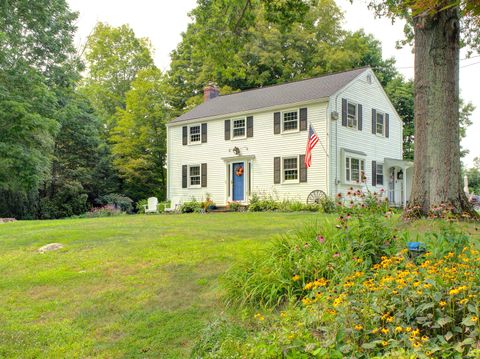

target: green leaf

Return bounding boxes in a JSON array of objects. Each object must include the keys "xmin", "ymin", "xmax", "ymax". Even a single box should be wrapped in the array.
[
  {"xmin": 437, "ymin": 317, "xmax": 453, "ymax": 327},
  {"xmin": 444, "ymin": 331, "xmax": 453, "ymax": 341},
  {"xmin": 461, "ymin": 317, "xmax": 477, "ymax": 326}
]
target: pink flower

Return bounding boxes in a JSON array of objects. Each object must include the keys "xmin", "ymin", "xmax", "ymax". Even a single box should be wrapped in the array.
[
  {"xmin": 317, "ymin": 235, "xmax": 325, "ymax": 243},
  {"xmin": 333, "ymin": 252, "xmax": 340, "ymax": 258}
]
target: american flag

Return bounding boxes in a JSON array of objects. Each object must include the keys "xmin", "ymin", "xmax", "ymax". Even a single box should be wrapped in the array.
[{"xmin": 304, "ymin": 124, "xmax": 319, "ymax": 168}]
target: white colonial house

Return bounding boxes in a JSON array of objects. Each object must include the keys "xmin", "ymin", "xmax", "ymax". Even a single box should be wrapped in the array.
[{"xmin": 166, "ymin": 67, "xmax": 413, "ymax": 208}]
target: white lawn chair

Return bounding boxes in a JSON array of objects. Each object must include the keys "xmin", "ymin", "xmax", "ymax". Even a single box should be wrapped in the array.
[{"xmin": 143, "ymin": 197, "xmax": 159, "ymax": 214}]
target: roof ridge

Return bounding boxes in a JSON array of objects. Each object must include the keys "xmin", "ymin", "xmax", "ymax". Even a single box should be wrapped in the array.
[{"xmin": 214, "ymin": 66, "xmax": 370, "ymax": 99}]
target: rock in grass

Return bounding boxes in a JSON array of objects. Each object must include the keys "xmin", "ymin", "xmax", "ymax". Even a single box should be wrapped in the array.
[
  {"xmin": 37, "ymin": 243, "xmax": 64, "ymax": 253},
  {"xmin": 0, "ymin": 218, "xmax": 16, "ymax": 223}
]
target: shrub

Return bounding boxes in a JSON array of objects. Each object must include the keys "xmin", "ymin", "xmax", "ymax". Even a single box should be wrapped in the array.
[
  {"xmin": 247, "ymin": 193, "xmax": 321, "ymax": 212},
  {"xmin": 85, "ymin": 205, "xmax": 123, "ymax": 218},
  {"xmin": 227, "ymin": 201, "xmax": 242, "ymax": 212},
  {"xmin": 320, "ymin": 195, "xmax": 337, "ymax": 213},
  {"xmin": 179, "ymin": 198, "xmax": 202, "ymax": 213},
  {"xmin": 96, "ymin": 193, "xmax": 133, "ymax": 213}
]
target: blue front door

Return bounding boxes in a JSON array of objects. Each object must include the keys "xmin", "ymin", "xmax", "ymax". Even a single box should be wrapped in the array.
[{"xmin": 232, "ymin": 162, "xmax": 245, "ymax": 201}]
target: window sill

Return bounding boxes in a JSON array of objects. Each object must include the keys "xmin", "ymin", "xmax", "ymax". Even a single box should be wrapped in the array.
[
  {"xmin": 188, "ymin": 185, "xmax": 201, "ymax": 189},
  {"xmin": 282, "ymin": 179, "xmax": 300, "ymax": 185},
  {"xmin": 231, "ymin": 135, "xmax": 247, "ymax": 141},
  {"xmin": 343, "ymin": 181, "xmax": 365, "ymax": 187},
  {"xmin": 188, "ymin": 142, "xmax": 202, "ymax": 146},
  {"xmin": 280, "ymin": 129, "xmax": 300, "ymax": 135}
]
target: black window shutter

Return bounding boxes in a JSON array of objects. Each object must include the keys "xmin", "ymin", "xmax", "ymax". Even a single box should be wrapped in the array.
[
  {"xmin": 201, "ymin": 163, "xmax": 207, "ymax": 187},
  {"xmin": 182, "ymin": 126, "xmax": 188, "ymax": 145},
  {"xmin": 182, "ymin": 165, "xmax": 187, "ymax": 188},
  {"xmin": 341, "ymin": 98, "xmax": 347, "ymax": 127},
  {"xmin": 247, "ymin": 116, "xmax": 253, "ymax": 137},
  {"xmin": 274, "ymin": 157, "xmax": 281, "ymax": 184},
  {"xmin": 274, "ymin": 112, "xmax": 281, "ymax": 134},
  {"xmin": 372, "ymin": 109, "xmax": 377, "ymax": 134},
  {"xmin": 358, "ymin": 104, "xmax": 363, "ymax": 130},
  {"xmin": 371, "ymin": 161, "xmax": 377, "ymax": 187},
  {"xmin": 224, "ymin": 120, "xmax": 231, "ymax": 140},
  {"xmin": 201, "ymin": 123, "xmax": 207, "ymax": 143},
  {"xmin": 299, "ymin": 108, "xmax": 307, "ymax": 131},
  {"xmin": 299, "ymin": 155, "xmax": 307, "ymax": 183},
  {"xmin": 385, "ymin": 114, "xmax": 390, "ymax": 138}
]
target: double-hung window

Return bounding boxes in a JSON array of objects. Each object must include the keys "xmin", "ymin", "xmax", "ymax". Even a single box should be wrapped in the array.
[
  {"xmin": 283, "ymin": 157, "xmax": 298, "ymax": 182},
  {"xmin": 282, "ymin": 110, "xmax": 298, "ymax": 132},
  {"xmin": 376, "ymin": 111, "xmax": 385, "ymax": 136},
  {"xmin": 376, "ymin": 163, "xmax": 384, "ymax": 185},
  {"xmin": 232, "ymin": 118, "xmax": 246, "ymax": 138},
  {"xmin": 189, "ymin": 125, "xmax": 201, "ymax": 144},
  {"xmin": 347, "ymin": 101, "xmax": 358, "ymax": 129},
  {"xmin": 345, "ymin": 156, "xmax": 365, "ymax": 183},
  {"xmin": 189, "ymin": 165, "xmax": 201, "ymax": 187}
]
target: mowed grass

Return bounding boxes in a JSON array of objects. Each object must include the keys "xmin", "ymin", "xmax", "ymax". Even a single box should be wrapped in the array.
[{"xmin": 0, "ymin": 212, "xmax": 322, "ymax": 358}]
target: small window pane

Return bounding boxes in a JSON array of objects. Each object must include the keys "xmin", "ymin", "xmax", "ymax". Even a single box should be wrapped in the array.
[
  {"xmin": 190, "ymin": 126, "xmax": 201, "ymax": 143},
  {"xmin": 376, "ymin": 163, "xmax": 384, "ymax": 185},
  {"xmin": 376, "ymin": 113, "xmax": 384, "ymax": 135},
  {"xmin": 347, "ymin": 102, "xmax": 357, "ymax": 129},
  {"xmin": 283, "ymin": 111, "xmax": 298, "ymax": 131},
  {"xmin": 351, "ymin": 158, "xmax": 360, "ymax": 182},
  {"xmin": 283, "ymin": 157, "xmax": 298, "ymax": 181},
  {"xmin": 189, "ymin": 166, "xmax": 200, "ymax": 186},
  {"xmin": 232, "ymin": 119, "xmax": 246, "ymax": 138}
]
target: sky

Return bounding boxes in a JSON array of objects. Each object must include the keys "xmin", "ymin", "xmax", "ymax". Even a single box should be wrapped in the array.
[{"xmin": 68, "ymin": 0, "xmax": 479, "ymax": 167}]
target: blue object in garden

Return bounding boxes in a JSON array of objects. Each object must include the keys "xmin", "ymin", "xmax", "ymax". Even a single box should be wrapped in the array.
[
  {"xmin": 407, "ymin": 242, "xmax": 426, "ymax": 251},
  {"xmin": 407, "ymin": 242, "xmax": 426, "ymax": 261}
]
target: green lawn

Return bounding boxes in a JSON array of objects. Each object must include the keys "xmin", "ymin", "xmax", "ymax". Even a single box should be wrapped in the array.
[{"xmin": 0, "ymin": 212, "xmax": 322, "ymax": 358}]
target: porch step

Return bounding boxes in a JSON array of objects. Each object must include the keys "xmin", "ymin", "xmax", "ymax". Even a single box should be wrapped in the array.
[{"xmin": 208, "ymin": 205, "xmax": 248, "ymax": 213}]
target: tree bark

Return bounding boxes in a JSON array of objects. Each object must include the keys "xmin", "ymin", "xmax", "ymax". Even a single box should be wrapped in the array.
[{"xmin": 408, "ymin": 7, "xmax": 477, "ymax": 218}]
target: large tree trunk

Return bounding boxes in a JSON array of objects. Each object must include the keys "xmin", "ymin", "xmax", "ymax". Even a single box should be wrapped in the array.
[{"xmin": 408, "ymin": 7, "xmax": 477, "ymax": 218}]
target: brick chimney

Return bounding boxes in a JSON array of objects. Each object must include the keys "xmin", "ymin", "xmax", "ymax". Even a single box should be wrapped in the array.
[{"xmin": 203, "ymin": 83, "xmax": 219, "ymax": 102}]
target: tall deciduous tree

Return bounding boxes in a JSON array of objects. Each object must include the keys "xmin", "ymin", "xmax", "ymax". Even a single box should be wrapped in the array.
[
  {"xmin": 0, "ymin": 0, "xmax": 78, "ymax": 193},
  {"xmin": 366, "ymin": 0, "xmax": 479, "ymax": 217},
  {"xmin": 111, "ymin": 68, "xmax": 170, "ymax": 201},
  {"xmin": 169, "ymin": 0, "xmax": 398, "ymax": 112},
  {"xmin": 81, "ymin": 22, "xmax": 154, "ymax": 133}
]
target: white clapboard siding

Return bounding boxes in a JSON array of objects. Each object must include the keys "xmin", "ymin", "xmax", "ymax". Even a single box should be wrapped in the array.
[
  {"xmin": 328, "ymin": 69, "xmax": 403, "ymax": 196},
  {"xmin": 167, "ymin": 102, "xmax": 329, "ymax": 206}
]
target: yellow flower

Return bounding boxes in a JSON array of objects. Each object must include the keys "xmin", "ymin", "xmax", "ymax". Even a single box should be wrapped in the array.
[
  {"xmin": 386, "ymin": 316, "xmax": 394, "ymax": 323},
  {"xmin": 405, "ymin": 326, "xmax": 412, "ymax": 332},
  {"xmin": 280, "ymin": 311, "xmax": 287, "ymax": 318},
  {"xmin": 395, "ymin": 326, "xmax": 403, "ymax": 333},
  {"xmin": 449, "ymin": 288, "xmax": 460, "ymax": 296},
  {"xmin": 292, "ymin": 274, "xmax": 300, "ymax": 281},
  {"xmin": 381, "ymin": 328, "xmax": 389, "ymax": 335},
  {"xmin": 354, "ymin": 324, "xmax": 363, "ymax": 331},
  {"xmin": 304, "ymin": 282, "xmax": 314, "ymax": 290},
  {"xmin": 382, "ymin": 340, "xmax": 388, "ymax": 347},
  {"xmin": 254, "ymin": 313, "xmax": 265, "ymax": 321},
  {"xmin": 459, "ymin": 298, "xmax": 469, "ymax": 305},
  {"xmin": 371, "ymin": 328, "xmax": 379, "ymax": 334},
  {"xmin": 472, "ymin": 316, "xmax": 478, "ymax": 323},
  {"xmin": 421, "ymin": 335, "xmax": 429, "ymax": 342},
  {"xmin": 412, "ymin": 341, "xmax": 421, "ymax": 348},
  {"xmin": 439, "ymin": 301, "xmax": 447, "ymax": 307},
  {"xmin": 411, "ymin": 329, "xmax": 420, "ymax": 337}
]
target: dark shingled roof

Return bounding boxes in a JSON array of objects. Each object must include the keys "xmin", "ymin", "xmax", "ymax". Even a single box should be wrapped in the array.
[{"xmin": 170, "ymin": 67, "xmax": 368, "ymax": 123}]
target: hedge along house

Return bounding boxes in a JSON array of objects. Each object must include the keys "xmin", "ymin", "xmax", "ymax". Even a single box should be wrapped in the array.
[{"xmin": 166, "ymin": 67, "xmax": 413, "ymax": 208}]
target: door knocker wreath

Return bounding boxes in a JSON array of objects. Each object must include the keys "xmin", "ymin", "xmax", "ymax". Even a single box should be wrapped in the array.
[{"xmin": 235, "ymin": 165, "xmax": 244, "ymax": 176}]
